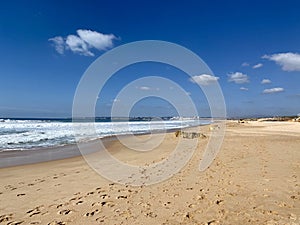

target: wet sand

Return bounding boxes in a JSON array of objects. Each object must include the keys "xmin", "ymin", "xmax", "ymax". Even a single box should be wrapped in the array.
[{"xmin": 0, "ymin": 121, "xmax": 299, "ymax": 224}]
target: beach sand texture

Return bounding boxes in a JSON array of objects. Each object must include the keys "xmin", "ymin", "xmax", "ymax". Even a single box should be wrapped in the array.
[{"xmin": 0, "ymin": 121, "xmax": 299, "ymax": 224}]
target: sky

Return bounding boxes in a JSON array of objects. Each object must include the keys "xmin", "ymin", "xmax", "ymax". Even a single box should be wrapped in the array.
[{"xmin": 0, "ymin": 0, "xmax": 300, "ymax": 118}]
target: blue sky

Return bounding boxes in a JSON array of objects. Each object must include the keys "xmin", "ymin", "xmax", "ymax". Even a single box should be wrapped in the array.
[{"xmin": 0, "ymin": 0, "xmax": 299, "ymax": 118}]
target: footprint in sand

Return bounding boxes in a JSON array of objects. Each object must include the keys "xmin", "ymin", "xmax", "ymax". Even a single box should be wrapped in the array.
[
  {"xmin": 74, "ymin": 200, "xmax": 84, "ymax": 205},
  {"xmin": 84, "ymin": 209, "xmax": 99, "ymax": 217},
  {"xmin": 99, "ymin": 194, "xmax": 109, "ymax": 199},
  {"xmin": 116, "ymin": 195, "xmax": 127, "ymax": 199},
  {"xmin": 56, "ymin": 204, "xmax": 63, "ymax": 209},
  {"xmin": 144, "ymin": 211, "xmax": 157, "ymax": 218},
  {"xmin": 0, "ymin": 213, "xmax": 13, "ymax": 223},
  {"xmin": 290, "ymin": 195, "xmax": 297, "ymax": 199},
  {"xmin": 69, "ymin": 197, "xmax": 79, "ymax": 202},
  {"xmin": 48, "ymin": 221, "xmax": 66, "ymax": 225},
  {"xmin": 206, "ymin": 220, "xmax": 219, "ymax": 225},
  {"xmin": 29, "ymin": 222, "xmax": 41, "ymax": 224},
  {"xmin": 277, "ymin": 201, "xmax": 290, "ymax": 208},
  {"xmin": 4, "ymin": 185, "xmax": 17, "ymax": 191},
  {"xmin": 188, "ymin": 203, "xmax": 196, "ymax": 208},
  {"xmin": 27, "ymin": 206, "xmax": 46, "ymax": 217},
  {"xmin": 163, "ymin": 201, "xmax": 171, "ymax": 208},
  {"xmin": 28, "ymin": 212, "xmax": 41, "ymax": 217},
  {"xmin": 16, "ymin": 193, "xmax": 26, "ymax": 197},
  {"xmin": 95, "ymin": 216, "xmax": 105, "ymax": 223},
  {"xmin": 34, "ymin": 179, "xmax": 45, "ymax": 183},
  {"xmin": 58, "ymin": 209, "xmax": 72, "ymax": 215},
  {"xmin": 92, "ymin": 201, "xmax": 115, "ymax": 207},
  {"xmin": 215, "ymin": 199, "xmax": 224, "ymax": 205},
  {"xmin": 6, "ymin": 221, "xmax": 24, "ymax": 225}
]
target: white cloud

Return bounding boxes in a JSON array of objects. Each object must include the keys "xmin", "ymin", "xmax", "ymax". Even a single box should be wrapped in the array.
[
  {"xmin": 77, "ymin": 29, "xmax": 115, "ymax": 51},
  {"xmin": 66, "ymin": 34, "xmax": 93, "ymax": 56},
  {"xmin": 49, "ymin": 29, "xmax": 117, "ymax": 56},
  {"xmin": 263, "ymin": 87, "xmax": 284, "ymax": 94},
  {"xmin": 189, "ymin": 74, "xmax": 219, "ymax": 86},
  {"xmin": 242, "ymin": 62, "xmax": 249, "ymax": 67},
  {"xmin": 138, "ymin": 86, "xmax": 151, "ymax": 91},
  {"xmin": 228, "ymin": 72, "xmax": 249, "ymax": 84},
  {"xmin": 240, "ymin": 87, "xmax": 248, "ymax": 91},
  {"xmin": 136, "ymin": 86, "xmax": 160, "ymax": 91},
  {"xmin": 48, "ymin": 36, "xmax": 64, "ymax": 54},
  {"xmin": 261, "ymin": 79, "xmax": 271, "ymax": 84},
  {"xmin": 253, "ymin": 63, "xmax": 263, "ymax": 69},
  {"xmin": 262, "ymin": 52, "xmax": 300, "ymax": 71}
]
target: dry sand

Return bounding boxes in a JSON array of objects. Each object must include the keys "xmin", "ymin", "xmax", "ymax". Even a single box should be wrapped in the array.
[{"xmin": 0, "ymin": 121, "xmax": 299, "ymax": 224}]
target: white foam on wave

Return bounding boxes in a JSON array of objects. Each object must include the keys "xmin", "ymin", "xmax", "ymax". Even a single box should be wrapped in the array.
[{"xmin": 0, "ymin": 119, "xmax": 207, "ymax": 150}]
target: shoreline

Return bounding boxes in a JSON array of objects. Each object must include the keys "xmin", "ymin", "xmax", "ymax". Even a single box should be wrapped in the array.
[
  {"xmin": 1, "ymin": 120, "xmax": 298, "ymax": 168},
  {"xmin": 0, "ymin": 124, "xmax": 210, "ymax": 168}
]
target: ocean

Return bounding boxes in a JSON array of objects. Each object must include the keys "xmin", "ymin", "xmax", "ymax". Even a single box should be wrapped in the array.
[{"xmin": 0, "ymin": 118, "xmax": 209, "ymax": 151}]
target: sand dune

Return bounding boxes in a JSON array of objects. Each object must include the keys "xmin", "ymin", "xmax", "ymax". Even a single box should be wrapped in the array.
[{"xmin": 0, "ymin": 121, "xmax": 299, "ymax": 224}]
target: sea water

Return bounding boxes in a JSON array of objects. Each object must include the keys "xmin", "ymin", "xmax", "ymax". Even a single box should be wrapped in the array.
[{"xmin": 0, "ymin": 118, "xmax": 209, "ymax": 151}]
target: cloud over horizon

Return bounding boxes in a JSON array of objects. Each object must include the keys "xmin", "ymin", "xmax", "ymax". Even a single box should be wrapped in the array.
[
  {"xmin": 189, "ymin": 74, "xmax": 219, "ymax": 86},
  {"xmin": 228, "ymin": 72, "xmax": 249, "ymax": 84},
  {"xmin": 240, "ymin": 87, "xmax": 248, "ymax": 91},
  {"xmin": 261, "ymin": 79, "xmax": 271, "ymax": 84},
  {"xmin": 253, "ymin": 63, "xmax": 263, "ymax": 69},
  {"xmin": 138, "ymin": 86, "xmax": 151, "ymax": 91},
  {"xmin": 49, "ymin": 29, "xmax": 117, "ymax": 56},
  {"xmin": 263, "ymin": 87, "xmax": 284, "ymax": 94},
  {"xmin": 263, "ymin": 52, "xmax": 300, "ymax": 71},
  {"xmin": 241, "ymin": 62, "xmax": 249, "ymax": 67},
  {"xmin": 135, "ymin": 86, "xmax": 160, "ymax": 91}
]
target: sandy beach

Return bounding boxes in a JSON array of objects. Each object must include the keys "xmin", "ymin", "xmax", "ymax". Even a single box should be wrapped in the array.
[{"xmin": 0, "ymin": 121, "xmax": 299, "ymax": 225}]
